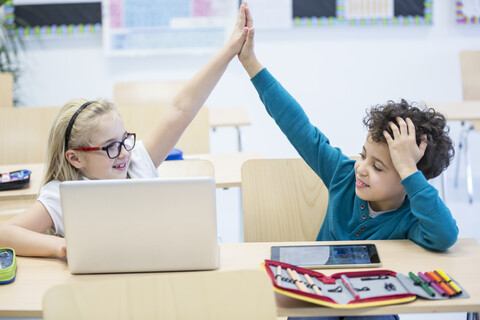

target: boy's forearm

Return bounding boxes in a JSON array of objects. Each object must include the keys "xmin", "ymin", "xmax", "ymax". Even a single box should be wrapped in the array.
[{"xmin": 241, "ymin": 57, "xmax": 263, "ymax": 79}]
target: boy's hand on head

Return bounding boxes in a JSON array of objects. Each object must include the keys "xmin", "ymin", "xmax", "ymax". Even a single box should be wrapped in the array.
[{"xmin": 383, "ymin": 117, "xmax": 427, "ymax": 180}]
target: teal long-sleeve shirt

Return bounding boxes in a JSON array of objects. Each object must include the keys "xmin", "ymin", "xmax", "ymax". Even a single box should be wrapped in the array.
[{"xmin": 251, "ymin": 68, "xmax": 458, "ymax": 251}]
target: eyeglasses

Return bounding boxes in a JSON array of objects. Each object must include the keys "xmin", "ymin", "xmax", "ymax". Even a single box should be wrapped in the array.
[{"xmin": 73, "ymin": 133, "xmax": 136, "ymax": 159}]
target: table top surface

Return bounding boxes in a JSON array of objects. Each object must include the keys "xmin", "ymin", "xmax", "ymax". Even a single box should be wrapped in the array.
[
  {"xmin": 431, "ymin": 100, "xmax": 480, "ymax": 121},
  {"xmin": 209, "ymin": 107, "xmax": 251, "ymax": 128},
  {"xmin": 1, "ymin": 238, "xmax": 479, "ymax": 318}
]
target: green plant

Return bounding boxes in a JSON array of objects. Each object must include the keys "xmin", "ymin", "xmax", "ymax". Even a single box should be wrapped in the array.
[{"xmin": 0, "ymin": 0, "xmax": 23, "ymax": 105}]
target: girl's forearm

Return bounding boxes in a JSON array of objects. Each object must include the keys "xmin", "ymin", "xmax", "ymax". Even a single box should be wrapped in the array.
[{"xmin": 0, "ymin": 224, "xmax": 65, "ymax": 257}]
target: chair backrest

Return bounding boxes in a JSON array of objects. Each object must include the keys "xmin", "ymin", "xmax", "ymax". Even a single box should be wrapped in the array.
[
  {"xmin": 0, "ymin": 104, "xmax": 209, "ymax": 165},
  {"xmin": 42, "ymin": 270, "xmax": 277, "ymax": 320},
  {"xmin": 118, "ymin": 105, "xmax": 210, "ymax": 155},
  {"xmin": 114, "ymin": 80, "xmax": 185, "ymax": 106},
  {"xmin": 158, "ymin": 159, "xmax": 215, "ymax": 179},
  {"xmin": 459, "ymin": 50, "xmax": 480, "ymax": 100},
  {"xmin": 0, "ymin": 106, "xmax": 60, "ymax": 165},
  {"xmin": 241, "ymin": 158, "xmax": 328, "ymax": 242},
  {"xmin": 0, "ymin": 72, "xmax": 13, "ymax": 108}
]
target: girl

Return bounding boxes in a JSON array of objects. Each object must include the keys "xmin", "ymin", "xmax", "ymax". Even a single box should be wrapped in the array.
[{"xmin": 0, "ymin": 3, "xmax": 253, "ymax": 258}]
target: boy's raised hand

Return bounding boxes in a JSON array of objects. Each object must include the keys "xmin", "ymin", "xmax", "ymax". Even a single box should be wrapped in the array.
[
  {"xmin": 237, "ymin": 3, "xmax": 264, "ymax": 78},
  {"xmin": 383, "ymin": 117, "xmax": 428, "ymax": 180},
  {"xmin": 225, "ymin": 2, "xmax": 250, "ymax": 57}
]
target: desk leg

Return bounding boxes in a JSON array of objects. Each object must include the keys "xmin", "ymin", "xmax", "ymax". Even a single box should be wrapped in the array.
[
  {"xmin": 455, "ymin": 122, "xmax": 474, "ymax": 203},
  {"xmin": 236, "ymin": 126, "xmax": 243, "ymax": 152},
  {"xmin": 439, "ymin": 171, "xmax": 447, "ymax": 203},
  {"xmin": 466, "ymin": 312, "xmax": 479, "ymax": 320},
  {"xmin": 464, "ymin": 127, "xmax": 474, "ymax": 203}
]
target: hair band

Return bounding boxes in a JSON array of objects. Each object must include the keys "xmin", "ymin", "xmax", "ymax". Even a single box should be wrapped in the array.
[{"xmin": 64, "ymin": 101, "xmax": 94, "ymax": 151}]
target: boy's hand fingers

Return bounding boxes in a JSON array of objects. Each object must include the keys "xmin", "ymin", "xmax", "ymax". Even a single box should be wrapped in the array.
[
  {"xmin": 395, "ymin": 117, "xmax": 408, "ymax": 135},
  {"xmin": 389, "ymin": 121, "xmax": 400, "ymax": 137}
]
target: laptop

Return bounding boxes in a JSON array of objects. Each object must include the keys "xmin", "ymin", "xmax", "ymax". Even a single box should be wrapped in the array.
[{"xmin": 60, "ymin": 177, "xmax": 218, "ymax": 274}]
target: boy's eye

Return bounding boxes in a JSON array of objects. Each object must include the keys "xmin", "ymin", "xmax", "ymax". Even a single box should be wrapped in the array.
[
  {"xmin": 359, "ymin": 152, "xmax": 366, "ymax": 160},
  {"xmin": 373, "ymin": 164, "xmax": 382, "ymax": 172}
]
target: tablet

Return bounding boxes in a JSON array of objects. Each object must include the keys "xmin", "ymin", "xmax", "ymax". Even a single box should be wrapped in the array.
[{"xmin": 270, "ymin": 244, "xmax": 381, "ymax": 269}]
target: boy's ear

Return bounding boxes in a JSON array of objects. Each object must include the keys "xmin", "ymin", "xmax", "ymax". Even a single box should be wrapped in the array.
[{"xmin": 65, "ymin": 150, "xmax": 84, "ymax": 169}]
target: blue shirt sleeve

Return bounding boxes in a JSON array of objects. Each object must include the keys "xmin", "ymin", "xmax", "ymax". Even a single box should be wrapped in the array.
[
  {"xmin": 251, "ymin": 68, "xmax": 352, "ymax": 187},
  {"xmin": 402, "ymin": 171, "xmax": 458, "ymax": 251}
]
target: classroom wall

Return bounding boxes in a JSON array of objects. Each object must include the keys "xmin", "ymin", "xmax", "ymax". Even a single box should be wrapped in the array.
[
  {"xmin": 13, "ymin": 1, "xmax": 480, "ymax": 242},
  {"xmin": 15, "ymin": 2, "xmax": 480, "ymax": 162}
]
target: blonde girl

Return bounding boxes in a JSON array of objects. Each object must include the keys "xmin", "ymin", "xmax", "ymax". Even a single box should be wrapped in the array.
[{"xmin": 0, "ymin": 3, "xmax": 253, "ymax": 258}]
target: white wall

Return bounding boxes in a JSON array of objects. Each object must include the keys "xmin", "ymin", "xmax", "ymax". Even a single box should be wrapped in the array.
[{"xmin": 14, "ymin": 1, "xmax": 480, "ymax": 242}]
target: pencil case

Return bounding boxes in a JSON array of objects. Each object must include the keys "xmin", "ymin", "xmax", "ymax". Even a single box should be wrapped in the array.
[
  {"xmin": 0, "ymin": 248, "xmax": 17, "ymax": 284},
  {"xmin": 263, "ymin": 259, "xmax": 469, "ymax": 309},
  {"xmin": 0, "ymin": 170, "xmax": 31, "ymax": 191}
]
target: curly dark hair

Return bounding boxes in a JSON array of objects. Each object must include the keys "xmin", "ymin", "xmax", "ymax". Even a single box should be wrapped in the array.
[{"xmin": 363, "ymin": 99, "xmax": 454, "ymax": 180}]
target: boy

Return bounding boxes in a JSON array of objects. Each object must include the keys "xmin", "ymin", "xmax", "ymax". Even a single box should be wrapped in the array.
[{"xmin": 237, "ymin": 11, "xmax": 458, "ymax": 253}]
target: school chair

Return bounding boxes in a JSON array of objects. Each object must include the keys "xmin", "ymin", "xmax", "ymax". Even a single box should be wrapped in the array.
[
  {"xmin": 0, "ymin": 106, "xmax": 60, "ymax": 165},
  {"xmin": 0, "ymin": 72, "xmax": 13, "ymax": 108},
  {"xmin": 454, "ymin": 50, "xmax": 480, "ymax": 203},
  {"xmin": 114, "ymin": 80, "xmax": 211, "ymax": 154},
  {"xmin": 118, "ymin": 104, "xmax": 210, "ymax": 155},
  {"xmin": 42, "ymin": 269, "xmax": 277, "ymax": 320},
  {"xmin": 241, "ymin": 158, "xmax": 328, "ymax": 242},
  {"xmin": 114, "ymin": 80, "xmax": 185, "ymax": 107}
]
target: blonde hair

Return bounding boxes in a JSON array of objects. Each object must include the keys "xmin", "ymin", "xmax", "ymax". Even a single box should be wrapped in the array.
[{"xmin": 42, "ymin": 98, "xmax": 120, "ymax": 186}]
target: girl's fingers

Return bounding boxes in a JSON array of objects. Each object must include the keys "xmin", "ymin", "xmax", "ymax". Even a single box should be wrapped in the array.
[
  {"xmin": 245, "ymin": 2, "xmax": 253, "ymax": 28},
  {"xmin": 236, "ymin": 3, "xmax": 246, "ymax": 28}
]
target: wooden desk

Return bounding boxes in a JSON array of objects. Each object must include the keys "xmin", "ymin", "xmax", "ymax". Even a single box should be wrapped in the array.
[
  {"xmin": 185, "ymin": 152, "xmax": 262, "ymax": 189},
  {"xmin": 209, "ymin": 107, "xmax": 251, "ymax": 152},
  {"xmin": 432, "ymin": 101, "xmax": 480, "ymax": 130},
  {"xmin": 1, "ymin": 239, "xmax": 479, "ymax": 318}
]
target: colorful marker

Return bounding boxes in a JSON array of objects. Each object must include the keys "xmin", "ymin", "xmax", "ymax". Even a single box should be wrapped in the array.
[
  {"xmin": 420, "ymin": 272, "xmax": 446, "ymax": 296},
  {"xmin": 428, "ymin": 271, "xmax": 456, "ymax": 297},
  {"xmin": 409, "ymin": 272, "xmax": 435, "ymax": 297},
  {"xmin": 436, "ymin": 269, "xmax": 462, "ymax": 295}
]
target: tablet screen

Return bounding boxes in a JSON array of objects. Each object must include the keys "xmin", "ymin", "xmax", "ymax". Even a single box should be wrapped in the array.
[{"xmin": 270, "ymin": 244, "xmax": 381, "ymax": 268}]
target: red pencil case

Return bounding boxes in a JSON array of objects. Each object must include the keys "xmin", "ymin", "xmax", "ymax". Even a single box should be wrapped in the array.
[{"xmin": 262, "ymin": 259, "xmax": 469, "ymax": 309}]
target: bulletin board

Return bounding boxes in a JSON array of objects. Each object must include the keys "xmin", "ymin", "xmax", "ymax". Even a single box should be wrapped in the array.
[
  {"xmin": 456, "ymin": 0, "xmax": 480, "ymax": 24},
  {"xmin": 245, "ymin": 0, "xmax": 432, "ymax": 30},
  {"xmin": 102, "ymin": 0, "xmax": 237, "ymax": 56},
  {"xmin": 292, "ymin": 0, "xmax": 433, "ymax": 27},
  {"xmin": 11, "ymin": 0, "xmax": 102, "ymax": 37}
]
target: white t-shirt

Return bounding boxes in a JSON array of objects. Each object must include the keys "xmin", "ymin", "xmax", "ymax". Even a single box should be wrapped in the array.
[{"xmin": 37, "ymin": 141, "xmax": 158, "ymax": 236}]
